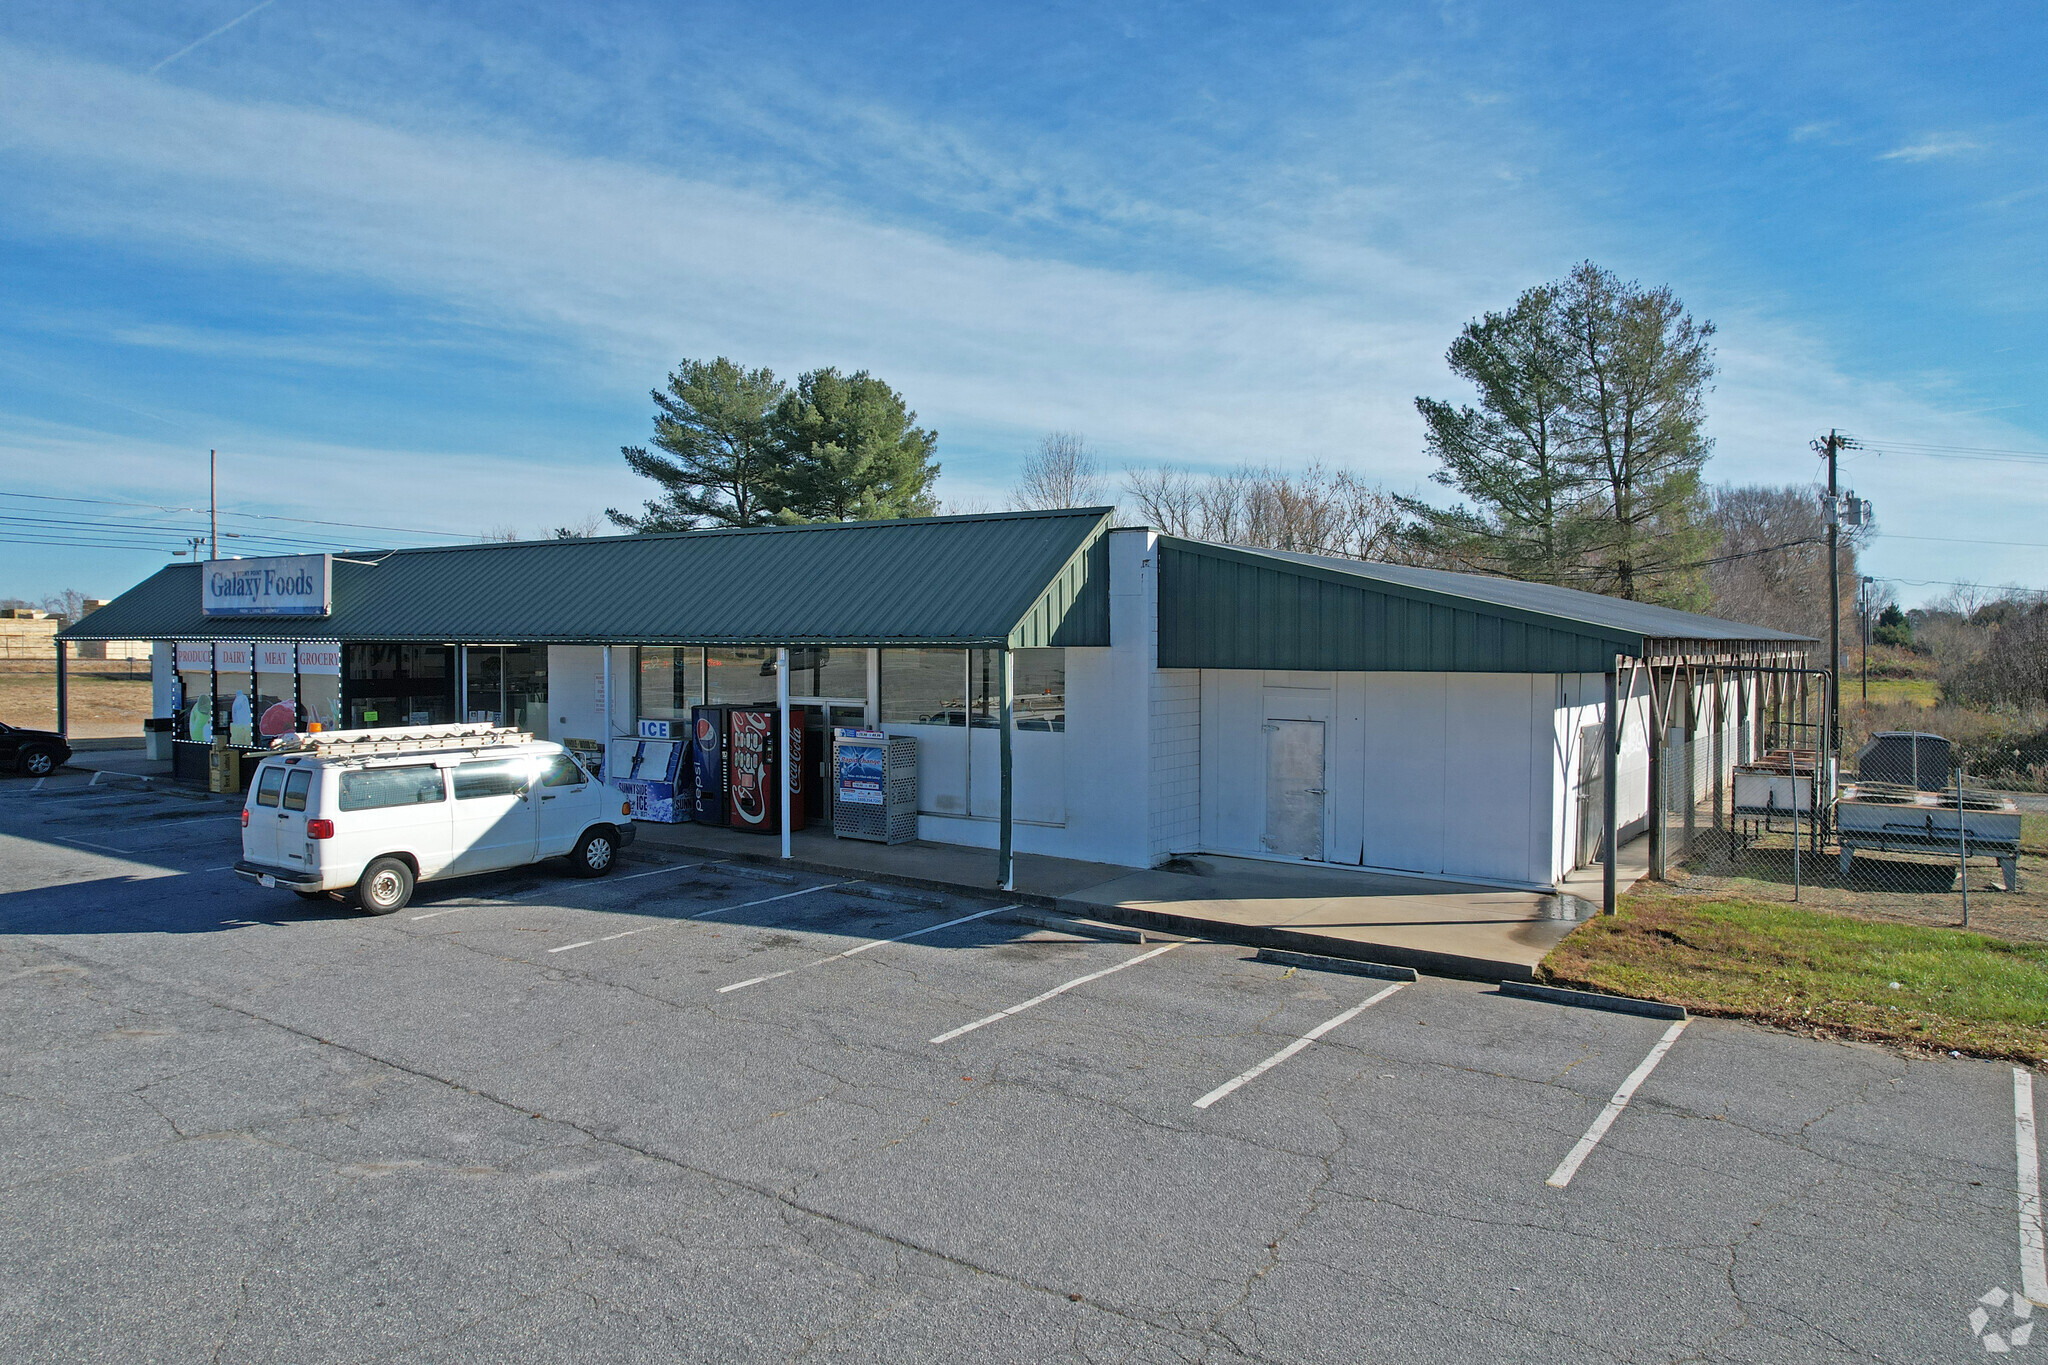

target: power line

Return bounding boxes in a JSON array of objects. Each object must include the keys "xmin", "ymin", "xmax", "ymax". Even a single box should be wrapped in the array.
[
  {"xmin": 1857, "ymin": 438, "xmax": 2048, "ymax": 459},
  {"xmin": 0, "ymin": 490, "xmax": 478, "ymax": 542}
]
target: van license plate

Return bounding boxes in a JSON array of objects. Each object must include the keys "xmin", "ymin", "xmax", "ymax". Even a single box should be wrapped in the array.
[{"xmin": 259, "ymin": 874, "xmax": 275, "ymax": 888}]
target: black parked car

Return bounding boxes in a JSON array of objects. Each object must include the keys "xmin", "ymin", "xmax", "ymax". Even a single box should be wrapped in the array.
[{"xmin": 0, "ymin": 722, "xmax": 70, "ymax": 776}]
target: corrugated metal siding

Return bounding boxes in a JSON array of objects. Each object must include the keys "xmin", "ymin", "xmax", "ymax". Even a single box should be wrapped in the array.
[
  {"xmin": 1010, "ymin": 523, "xmax": 1111, "ymax": 649},
  {"xmin": 1159, "ymin": 539, "xmax": 1632, "ymax": 673},
  {"xmin": 63, "ymin": 510, "xmax": 1115, "ymax": 649}
]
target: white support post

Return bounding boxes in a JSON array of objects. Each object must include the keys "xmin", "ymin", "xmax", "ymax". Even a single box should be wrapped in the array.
[{"xmin": 778, "ymin": 646, "xmax": 792, "ymax": 860}]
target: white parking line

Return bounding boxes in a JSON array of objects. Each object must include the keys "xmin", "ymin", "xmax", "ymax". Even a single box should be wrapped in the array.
[
  {"xmin": 52, "ymin": 834, "xmax": 130, "ymax": 854},
  {"xmin": 718, "ymin": 905, "xmax": 1016, "ymax": 993},
  {"xmin": 1546, "ymin": 1020, "xmax": 1689, "ymax": 1189},
  {"xmin": 2017, "ymin": 1068, "xmax": 2048, "ymax": 1306},
  {"xmin": 546, "ymin": 881, "xmax": 856, "ymax": 953},
  {"xmin": 1193, "ymin": 981, "xmax": 1406, "ymax": 1110},
  {"xmin": 411, "ymin": 860, "xmax": 730, "ymax": 919},
  {"xmin": 512, "ymin": 858, "xmax": 728, "ymax": 899},
  {"xmin": 930, "ymin": 941, "xmax": 1182, "ymax": 1044}
]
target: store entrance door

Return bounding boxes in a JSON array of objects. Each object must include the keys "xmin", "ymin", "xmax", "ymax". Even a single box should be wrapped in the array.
[
  {"xmin": 794, "ymin": 702, "xmax": 867, "ymax": 824},
  {"xmin": 466, "ymin": 646, "xmax": 550, "ymax": 738}
]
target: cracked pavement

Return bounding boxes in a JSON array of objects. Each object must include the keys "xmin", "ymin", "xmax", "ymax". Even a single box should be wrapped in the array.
[{"xmin": 0, "ymin": 775, "xmax": 2037, "ymax": 1362}]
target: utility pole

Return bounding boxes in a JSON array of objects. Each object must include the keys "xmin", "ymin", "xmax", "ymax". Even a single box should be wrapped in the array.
[
  {"xmin": 210, "ymin": 449, "xmax": 218, "ymax": 561},
  {"xmin": 1811, "ymin": 430, "xmax": 1861, "ymax": 753}
]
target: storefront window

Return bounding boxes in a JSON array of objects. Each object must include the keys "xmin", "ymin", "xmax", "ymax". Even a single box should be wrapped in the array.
[
  {"xmin": 298, "ymin": 642, "xmax": 341, "ymax": 731},
  {"xmin": 215, "ymin": 642, "xmax": 254, "ymax": 746},
  {"xmin": 705, "ymin": 647, "xmax": 777, "ymax": 704},
  {"xmin": 346, "ymin": 644, "xmax": 454, "ymax": 728},
  {"xmin": 880, "ymin": 648, "xmax": 967, "ymax": 726},
  {"xmin": 963, "ymin": 649, "xmax": 1065, "ymax": 732},
  {"xmin": 255, "ymin": 642, "xmax": 297, "ymax": 741},
  {"xmin": 638, "ymin": 646, "xmax": 706, "ymax": 720},
  {"xmin": 174, "ymin": 643, "xmax": 214, "ymax": 742},
  {"xmin": 786, "ymin": 646, "xmax": 868, "ymax": 700},
  {"xmin": 1014, "ymin": 649, "xmax": 1065, "ymax": 732}
]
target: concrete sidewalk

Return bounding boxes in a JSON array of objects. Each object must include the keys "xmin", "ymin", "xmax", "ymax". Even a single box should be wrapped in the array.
[{"xmin": 633, "ymin": 820, "xmax": 1648, "ymax": 980}]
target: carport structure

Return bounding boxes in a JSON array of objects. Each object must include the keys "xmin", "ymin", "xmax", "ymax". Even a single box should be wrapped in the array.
[{"xmin": 1154, "ymin": 540, "xmax": 1815, "ymax": 912}]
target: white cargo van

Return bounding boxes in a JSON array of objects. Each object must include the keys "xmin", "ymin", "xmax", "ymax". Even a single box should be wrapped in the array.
[{"xmin": 235, "ymin": 724, "xmax": 635, "ymax": 914}]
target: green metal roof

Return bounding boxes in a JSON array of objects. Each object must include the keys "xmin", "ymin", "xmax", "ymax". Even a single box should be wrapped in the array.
[
  {"xmin": 1158, "ymin": 538, "xmax": 1812, "ymax": 673},
  {"xmin": 61, "ymin": 509, "xmax": 1114, "ymax": 650}
]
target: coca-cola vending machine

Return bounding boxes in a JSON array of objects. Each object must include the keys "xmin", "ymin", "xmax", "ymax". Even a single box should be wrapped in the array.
[{"xmin": 726, "ymin": 707, "xmax": 807, "ymax": 834}]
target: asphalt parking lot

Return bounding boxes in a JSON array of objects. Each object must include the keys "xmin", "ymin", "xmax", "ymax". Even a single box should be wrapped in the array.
[{"xmin": 3, "ymin": 772, "xmax": 2045, "ymax": 1362}]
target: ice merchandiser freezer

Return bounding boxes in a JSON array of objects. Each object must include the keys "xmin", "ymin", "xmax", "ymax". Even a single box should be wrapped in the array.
[
  {"xmin": 610, "ymin": 737, "xmax": 688, "ymax": 823},
  {"xmin": 727, "ymin": 707, "xmax": 806, "ymax": 834}
]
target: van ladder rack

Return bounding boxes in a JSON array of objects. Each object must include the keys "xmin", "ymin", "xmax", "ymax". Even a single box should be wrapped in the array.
[{"xmin": 267, "ymin": 723, "xmax": 534, "ymax": 758}]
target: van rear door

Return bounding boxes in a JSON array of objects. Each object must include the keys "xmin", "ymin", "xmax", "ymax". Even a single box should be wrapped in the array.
[
  {"xmin": 276, "ymin": 767, "xmax": 315, "ymax": 869},
  {"xmin": 245, "ymin": 762, "xmax": 286, "ymax": 865}
]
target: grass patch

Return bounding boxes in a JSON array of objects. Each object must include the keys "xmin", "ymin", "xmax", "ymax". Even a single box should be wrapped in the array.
[
  {"xmin": 1542, "ymin": 890, "xmax": 2048, "ymax": 1064},
  {"xmin": 1851, "ymin": 677, "xmax": 1939, "ymax": 707}
]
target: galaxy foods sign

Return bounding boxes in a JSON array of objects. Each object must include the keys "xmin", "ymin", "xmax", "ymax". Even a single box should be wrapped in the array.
[{"xmin": 202, "ymin": 555, "xmax": 332, "ymax": 617}]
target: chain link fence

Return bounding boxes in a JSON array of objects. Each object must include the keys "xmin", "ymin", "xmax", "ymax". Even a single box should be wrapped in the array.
[{"xmin": 1659, "ymin": 676, "xmax": 2045, "ymax": 937}]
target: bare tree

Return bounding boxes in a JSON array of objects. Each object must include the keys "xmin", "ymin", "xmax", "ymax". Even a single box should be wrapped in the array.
[
  {"xmin": 40, "ymin": 589, "xmax": 87, "ymax": 623},
  {"xmin": 1012, "ymin": 432, "xmax": 1107, "ymax": 510},
  {"xmin": 481, "ymin": 526, "xmax": 523, "ymax": 542},
  {"xmin": 551, "ymin": 514, "xmax": 604, "ymax": 539},
  {"xmin": 1704, "ymin": 485, "xmax": 1847, "ymax": 638},
  {"xmin": 1121, "ymin": 463, "xmax": 1412, "ymax": 562},
  {"xmin": 1122, "ymin": 466, "xmax": 1201, "ymax": 537}
]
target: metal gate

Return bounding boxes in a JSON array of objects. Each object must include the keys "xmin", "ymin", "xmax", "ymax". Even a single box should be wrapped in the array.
[
  {"xmin": 1263, "ymin": 720, "xmax": 1326, "ymax": 860},
  {"xmin": 1575, "ymin": 724, "xmax": 1605, "ymax": 869}
]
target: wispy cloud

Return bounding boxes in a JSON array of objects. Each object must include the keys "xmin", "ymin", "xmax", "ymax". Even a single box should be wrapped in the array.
[{"xmin": 1879, "ymin": 134, "xmax": 1981, "ymax": 163}]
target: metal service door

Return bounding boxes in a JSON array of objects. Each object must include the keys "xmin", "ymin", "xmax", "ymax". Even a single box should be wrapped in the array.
[{"xmin": 1263, "ymin": 720, "xmax": 1326, "ymax": 860}]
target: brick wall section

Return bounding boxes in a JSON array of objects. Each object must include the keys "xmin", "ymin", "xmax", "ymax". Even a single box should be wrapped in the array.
[{"xmin": 1149, "ymin": 668, "xmax": 1201, "ymax": 859}]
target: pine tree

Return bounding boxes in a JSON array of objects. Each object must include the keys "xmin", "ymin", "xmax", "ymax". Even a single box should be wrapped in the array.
[
  {"xmin": 606, "ymin": 358, "xmax": 787, "ymax": 531},
  {"xmin": 766, "ymin": 369, "xmax": 940, "ymax": 522},
  {"xmin": 1400, "ymin": 284, "xmax": 1589, "ymax": 583}
]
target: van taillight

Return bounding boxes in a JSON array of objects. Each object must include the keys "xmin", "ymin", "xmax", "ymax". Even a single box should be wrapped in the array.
[
  {"xmin": 306, "ymin": 819, "xmax": 335, "ymax": 839},
  {"xmin": 240, "ymin": 808, "xmax": 250, "ymax": 828}
]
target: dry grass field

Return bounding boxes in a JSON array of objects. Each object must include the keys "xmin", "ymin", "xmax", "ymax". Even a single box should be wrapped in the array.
[{"xmin": 0, "ymin": 664, "xmax": 150, "ymax": 739}]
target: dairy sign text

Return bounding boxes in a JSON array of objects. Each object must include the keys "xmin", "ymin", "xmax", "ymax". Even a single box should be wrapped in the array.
[{"xmin": 202, "ymin": 555, "xmax": 332, "ymax": 617}]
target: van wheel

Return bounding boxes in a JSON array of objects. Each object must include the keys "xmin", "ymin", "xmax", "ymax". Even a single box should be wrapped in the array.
[
  {"xmin": 570, "ymin": 828, "xmax": 616, "ymax": 878},
  {"xmin": 356, "ymin": 858, "xmax": 415, "ymax": 914}
]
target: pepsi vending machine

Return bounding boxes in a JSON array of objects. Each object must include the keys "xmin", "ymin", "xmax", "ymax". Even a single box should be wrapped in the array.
[
  {"xmin": 690, "ymin": 703, "xmax": 736, "ymax": 825},
  {"xmin": 726, "ymin": 707, "xmax": 807, "ymax": 835}
]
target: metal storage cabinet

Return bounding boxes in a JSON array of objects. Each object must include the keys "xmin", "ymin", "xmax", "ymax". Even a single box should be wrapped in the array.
[{"xmin": 832, "ymin": 729, "xmax": 918, "ymax": 844}]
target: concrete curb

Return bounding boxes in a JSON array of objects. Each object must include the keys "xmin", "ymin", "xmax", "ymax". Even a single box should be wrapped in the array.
[
  {"xmin": 843, "ymin": 883, "xmax": 946, "ymax": 909},
  {"xmin": 631, "ymin": 831, "xmax": 1062, "ymax": 909},
  {"xmin": 997, "ymin": 909, "xmax": 1187, "ymax": 944},
  {"xmin": 1252, "ymin": 947, "xmax": 1418, "ymax": 982},
  {"xmin": 1498, "ymin": 980, "xmax": 1687, "ymax": 1021},
  {"xmin": 1057, "ymin": 898, "xmax": 1536, "ymax": 982}
]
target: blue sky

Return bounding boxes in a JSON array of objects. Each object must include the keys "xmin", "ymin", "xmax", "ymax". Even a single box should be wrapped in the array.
[{"xmin": 1, "ymin": 1, "xmax": 2042, "ymax": 606}]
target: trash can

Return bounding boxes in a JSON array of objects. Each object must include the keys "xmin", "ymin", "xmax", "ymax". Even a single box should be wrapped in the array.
[{"xmin": 144, "ymin": 716, "xmax": 174, "ymax": 761}]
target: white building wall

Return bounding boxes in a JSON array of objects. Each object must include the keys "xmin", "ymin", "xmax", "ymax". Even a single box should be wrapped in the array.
[
  {"xmin": 1150, "ymin": 669, "xmax": 1201, "ymax": 858},
  {"xmin": 151, "ymin": 640, "xmax": 177, "ymax": 718},
  {"xmin": 547, "ymin": 645, "xmax": 635, "ymax": 775},
  {"xmin": 1199, "ymin": 668, "xmax": 1565, "ymax": 889},
  {"xmin": 899, "ymin": 527, "xmax": 1160, "ymax": 868}
]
